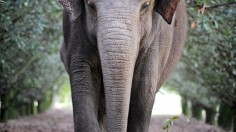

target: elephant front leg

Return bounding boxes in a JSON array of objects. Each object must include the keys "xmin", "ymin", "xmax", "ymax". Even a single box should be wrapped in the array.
[
  {"xmin": 70, "ymin": 61, "xmax": 101, "ymax": 132},
  {"xmin": 127, "ymin": 60, "xmax": 159, "ymax": 132}
]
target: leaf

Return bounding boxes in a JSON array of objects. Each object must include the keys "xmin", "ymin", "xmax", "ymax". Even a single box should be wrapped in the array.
[
  {"xmin": 191, "ymin": 21, "xmax": 197, "ymax": 29},
  {"xmin": 198, "ymin": 3, "xmax": 205, "ymax": 14},
  {"xmin": 0, "ymin": 0, "xmax": 6, "ymax": 4},
  {"xmin": 171, "ymin": 115, "xmax": 179, "ymax": 120},
  {"xmin": 170, "ymin": 121, "xmax": 173, "ymax": 125},
  {"xmin": 162, "ymin": 125, "xmax": 168, "ymax": 130},
  {"xmin": 213, "ymin": 20, "xmax": 219, "ymax": 28}
]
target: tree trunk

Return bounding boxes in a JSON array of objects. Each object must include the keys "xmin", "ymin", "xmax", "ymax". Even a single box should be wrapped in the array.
[
  {"xmin": 218, "ymin": 103, "xmax": 233, "ymax": 131},
  {"xmin": 205, "ymin": 107, "xmax": 216, "ymax": 125},
  {"xmin": 181, "ymin": 96, "xmax": 190, "ymax": 116},
  {"xmin": 191, "ymin": 102, "xmax": 203, "ymax": 120},
  {"xmin": 0, "ymin": 95, "xmax": 7, "ymax": 122},
  {"xmin": 37, "ymin": 100, "xmax": 41, "ymax": 113},
  {"xmin": 30, "ymin": 102, "xmax": 34, "ymax": 115},
  {"xmin": 21, "ymin": 106, "xmax": 26, "ymax": 116},
  {"xmin": 0, "ymin": 106, "xmax": 6, "ymax": 122},
  {"xmin": 234, "ymin": 108, "xmax": 236, "ymax": 132}
]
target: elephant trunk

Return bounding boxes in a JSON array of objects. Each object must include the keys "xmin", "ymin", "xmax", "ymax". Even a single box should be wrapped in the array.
[{"xmin": 97, "ymin": 10, "xmax": 139, "ymax": 132}]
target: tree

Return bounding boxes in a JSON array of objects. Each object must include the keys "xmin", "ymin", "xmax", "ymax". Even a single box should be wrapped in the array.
[
  {"xmin": 166, "ymin": 0, "xmax": 236, "ymax": 130},
  {"xmin": 0, "ymin": 0, "xmax": 65, "ymax": 121}
]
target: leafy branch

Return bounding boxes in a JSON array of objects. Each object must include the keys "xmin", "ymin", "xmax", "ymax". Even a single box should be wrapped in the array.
[
  {"xmin": 162, "ymin": 116, "xmax": 190, "ymax": 132},
  {"xmin": 206, "ymin": 2, "xmax": 236, "ymax": 9},
  {"xmin": 0, "ymin": 0, "xmax": 6, "ymax": 4},
  {"xmin": 162, "ymin": 116, "xmax": 179, "ymax": 132},
  {"xmin": 188, "ymin": 2, "xmax": 236, "ymax": 9}
]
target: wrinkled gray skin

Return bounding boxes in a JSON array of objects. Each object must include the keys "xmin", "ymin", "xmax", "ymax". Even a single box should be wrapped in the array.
[{"xmin": 59, "ymin": 0, "xmax": 187, "ymax": 131}]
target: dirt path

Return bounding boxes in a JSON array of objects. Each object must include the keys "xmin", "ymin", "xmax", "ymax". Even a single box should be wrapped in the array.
[{"xmin": 0, "ymin": 109, "xmax": 224, "ymax": 132}]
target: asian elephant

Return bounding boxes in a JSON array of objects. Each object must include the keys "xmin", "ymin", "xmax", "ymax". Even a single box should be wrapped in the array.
[{"xmin": 59, "ymin": 0, "xmax": 187, "ymax": 131}]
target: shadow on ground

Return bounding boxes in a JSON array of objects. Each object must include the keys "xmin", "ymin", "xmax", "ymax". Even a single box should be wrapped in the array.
[{"xmin": 0, "ymin": 109, "xmax": 224, "ymax": 132}]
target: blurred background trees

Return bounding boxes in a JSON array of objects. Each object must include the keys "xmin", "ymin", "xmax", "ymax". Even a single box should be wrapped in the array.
[
  {"xmin": 166, "ymin": 0, "xmax": 236, "ymax": 131},
  {"xmin": 0, "ymin": 0, "xmax": 235, "ymax": 131},
  {"xmin": 0, "ymin": 0, "xmax": 66, "ymax": 121}
]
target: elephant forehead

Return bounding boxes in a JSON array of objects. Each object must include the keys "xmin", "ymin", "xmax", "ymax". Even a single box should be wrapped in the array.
[
  {"xmin": 96, "ymin": 0, "xmax": 128, "ymax": 8},
  {"xmin": 96, "ymin": 0, "xmax": 148, "ymax": 7}
]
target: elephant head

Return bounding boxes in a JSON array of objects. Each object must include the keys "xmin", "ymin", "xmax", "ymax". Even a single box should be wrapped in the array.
[{"xmin": 59, "ymin": 0, "xmax": 184, "ymax": 131}]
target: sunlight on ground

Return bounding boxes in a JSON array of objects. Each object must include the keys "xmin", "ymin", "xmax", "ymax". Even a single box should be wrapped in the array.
[
  {"xmin": 53, "ymin": 86, "xmax": 182, "ymax": 116},
  {"xmin": 53, "ymin": 96, "xmax": 72, "ymax": 110},
  {"xmin": 151, "ymin": 88, "xmax": 182, "ymax": 116}
]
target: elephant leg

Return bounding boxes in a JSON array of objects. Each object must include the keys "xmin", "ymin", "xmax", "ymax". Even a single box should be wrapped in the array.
[
  {"xmin": 127, "ymin": 85, "xmax": 157, "ymax": 132},
  {"xmin": 127, "ymin": 57, "xmax": 158, "ymax": 132},
  {"xmin": 70, "ymin": 61, "xmax": 101, "ymax": 132}
]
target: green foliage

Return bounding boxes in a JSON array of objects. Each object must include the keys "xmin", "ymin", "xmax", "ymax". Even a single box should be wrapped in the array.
[
  {"xmin": 0, "ymin": 1, "xmax": 6, "ymax": 4},
  {"xmin": 218, "ymin": 103, "xmax": 234, "ymax": 130},
  {"xmin": 162, "ymin": 116, "xmax": 181, "ymax": 132},
  {"xmin": 57, "ymin": 80, "xmax": 72, "ymax": 108},
  {"xmin": 166, "ymin": 0, "xmax": 236, "ymax": 130},
  {"xmin": 0, "ymin": 0, "xmax": 64, "ymax": 121},
  {"xmin": 185, "ymin": 0, "xmax": 236, "ymax": 109}
]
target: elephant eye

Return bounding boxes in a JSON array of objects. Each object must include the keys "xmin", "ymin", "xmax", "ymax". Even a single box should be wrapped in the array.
[
  {"xmin": 142, "ymin": 2, "xmax": 150, "ymax": 10},
  {"xmin": 87, "ymin": 1, "xmax": 96, "ymax": 11},
  {"xmin": 141, "ymin": 1, "xmax": 150, "ymax": 15}
]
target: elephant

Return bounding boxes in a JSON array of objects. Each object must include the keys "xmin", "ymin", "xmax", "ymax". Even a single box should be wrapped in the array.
[{"xmin": 59, "ymin": 0, "xmax": 187, "ymax": 131}]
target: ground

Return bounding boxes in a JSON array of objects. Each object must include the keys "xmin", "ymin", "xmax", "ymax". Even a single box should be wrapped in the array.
[{"xmin": 0, "ymin": 109, "xmax": 225, "ymax": 132}]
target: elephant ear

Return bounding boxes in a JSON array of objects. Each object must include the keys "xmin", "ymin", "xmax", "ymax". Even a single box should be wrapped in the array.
[
  {"xmin": 154, "ymin": 0, "xmax": 180, "ymax": 24},
  {"xmin": 59, "ymin": 0, "xmax": 83, "ymax": 22}
]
